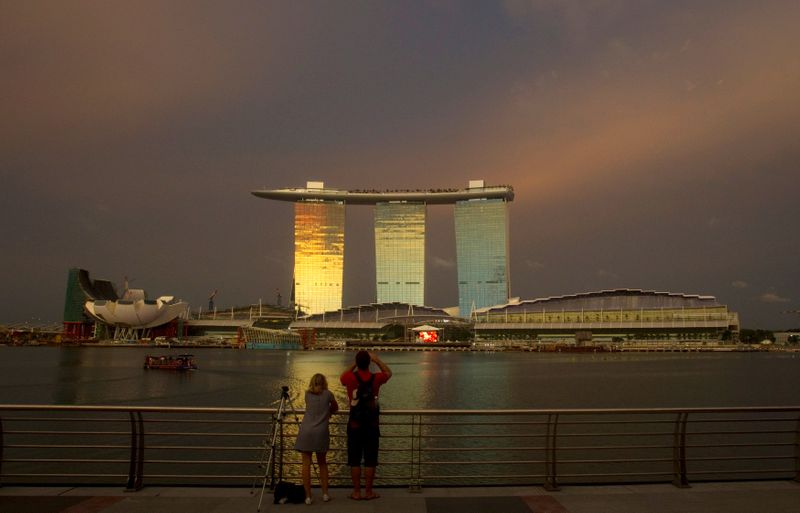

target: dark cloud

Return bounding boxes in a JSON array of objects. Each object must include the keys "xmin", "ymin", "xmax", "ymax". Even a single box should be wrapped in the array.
[{"xmin": 1, "ymin": 1, "xmax": 798, "ymax": 328}]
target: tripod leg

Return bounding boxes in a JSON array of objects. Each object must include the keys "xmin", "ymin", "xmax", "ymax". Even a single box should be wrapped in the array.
[
  {"xmin": 251, "ymin": 409, "xmax": 279, "ymax": 492},
  {"xmin": 257, "ymin": 395, "xmax": 287, "ymax": 510}
]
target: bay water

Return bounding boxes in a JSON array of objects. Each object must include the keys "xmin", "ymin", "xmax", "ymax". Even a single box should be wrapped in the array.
[{"xmin": 2, "ymin": 347, "xmax": 798, "ymax": 410}]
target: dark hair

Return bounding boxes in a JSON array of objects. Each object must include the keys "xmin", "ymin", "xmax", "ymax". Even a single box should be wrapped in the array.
[{"xmin": 355, "ymin": 350, "xmax": 371, "ymax": 370}]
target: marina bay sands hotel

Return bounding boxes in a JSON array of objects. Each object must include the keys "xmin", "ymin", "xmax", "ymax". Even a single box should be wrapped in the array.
[{"xmin": 252, "ymin": 180, "xmax": 514, "ymax": 317}]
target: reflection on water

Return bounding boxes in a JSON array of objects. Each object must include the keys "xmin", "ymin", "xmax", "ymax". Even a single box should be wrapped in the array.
[{"xmin": 0, "ymin": 347, "xmax": 798, "ymax": 409}]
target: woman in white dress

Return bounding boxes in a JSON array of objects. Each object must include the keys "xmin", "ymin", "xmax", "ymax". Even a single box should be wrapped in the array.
[{"xmin": 294, "ymin": 373, "xmax": 339, "ymax": 504}]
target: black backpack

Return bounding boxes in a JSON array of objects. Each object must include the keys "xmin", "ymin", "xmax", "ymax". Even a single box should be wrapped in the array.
[{"xmin": 350, "ymin": 372, "xmax": 379, "ymax": 425}]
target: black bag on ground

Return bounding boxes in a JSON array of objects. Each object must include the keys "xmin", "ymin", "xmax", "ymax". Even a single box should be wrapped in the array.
[{"xmin": 273, "ymin": 481, "xmax": 305, "ymax": 504}]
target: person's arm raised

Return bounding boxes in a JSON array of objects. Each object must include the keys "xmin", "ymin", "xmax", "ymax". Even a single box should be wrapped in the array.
[
  {"xmin": 340, "ymin": 361, "xmax": 358, "ymax": 383},
  {"xmin": 369, "ymin": 352, "xmax": 392, "ymax": 379}
]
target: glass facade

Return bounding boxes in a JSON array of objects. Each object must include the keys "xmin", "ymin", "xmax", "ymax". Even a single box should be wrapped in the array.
[
  {"xmin": 454, "ymin": 198, "xmax": 510, "ymax": 316},
  {"xmin": 294, "ymin": 201, "xmax": 345, "ymax": 315},
  {"xmin": 374, "ymin": 202, "xmax": 426, "ymax": 305}
]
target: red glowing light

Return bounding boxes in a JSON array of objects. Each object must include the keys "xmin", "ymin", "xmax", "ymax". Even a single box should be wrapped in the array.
[{"xmin": 418, "ymin": 331, "xmax": 438, "ymax": 343}]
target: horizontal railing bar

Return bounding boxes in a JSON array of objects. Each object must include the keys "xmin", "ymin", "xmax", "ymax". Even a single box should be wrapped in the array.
[
  {"xmin": 550, "ymin": 445, "xmax": 671, "ymax": 451},
  {"xmin": 142, "ymin": 419, "xmax": 269, "ymax": 425},
  {"xmin": 4, "ymin": 458, "xmax": 127, "ymax": 463},
  {"xmin": 421, "ymin": 460, "xmax": 546, "ymax": 465},
  {"xmin": 5, "ymin": 415, "xmax": 792, "ymax": 426},
  {"xmin": 3, "ymin": 417, "xmax": 129, "ymax": 423},
  {"xmin": 423, "ymin": 458, "xmax": 672, "ymax": 466},
  {"xmin": 281, "ymin": 460, "xmax": 411, "ymax": 466},
  {"xmin": 686, "ymin": 442, "xmax": 794, "ymax": 448},
  {"xmin": 687, "ymin": 456, "xmax": 795, "ymax": 462},
  {"xmin": 544, "ymin": 432, "xmax": 673, "ymax": 438},
  {"xmin": 2, "ymin": 405, "xmax": 799, "ymax": 415},
  {"xmin": 689, "ymin": 468, "xmax": 792, "ymax": 475},
  {"xmin": 143, "ymin": 474, "xmax": 267, "ymax": 479},
  {"xmin": 1, "ymin": 473, "xmax": 127, "ymax": 478},
  {"xmin": 686, "ymin": 430, "xmax": 794, "ymax": 436},
  {"xmin": 421, "ymin": 474, "xmax": 546, "ymax": 479},
  {"xmin": 422, "ymin": 434, "xmax": 547, "ymax": 439},
  {"xmin": 2, "ymin": 417, "xmax": 278, "ymax": 426},
  {"xmin": 4, "ymin": 444, "xmax": 130, "ymax": 449},
  {"xmin": 421, "ymin": 421, "xmax": 549, "ymax": 426},
  {"xmin": 2, "ymin": 433, "xmax": 790, "ymax": 444},
  {"xmin": 559, "ymin": 471, "xmax": 673, "ymax": 477},
  {"xmin": 0, "ymin": 405, "xmax": 278, "ymax": 414},
  {"xmin": 147, "ymin": 445, "xmax": 262, "ymax": 451},
  {"xmin": 143, "ymin": 432, "xmax": 265, "ymax": 437},
  {"xmin": 4, "ymin": 430, "xmax": 127, "ymax": 436},
  {"xmin": 143, "ymin": 460, "xmax": 258, "ymax": 465},
  {"xmin": 551, "ymin": 458, "xmax": 673, "ymax": 464},
  {"xmin": 423, "ymin": 447, "xmax": 546, "ymax": 452},
  {"xmin": 147, "ymin": 475, "xmax": 413, "ymax": 480},
  {"xmin": 422, "ymin": 431, "xmax": 673, "ymax": 439},
  {"xmin": 687, "ymin": 417, "xmax": 798, "ymax": 423}
]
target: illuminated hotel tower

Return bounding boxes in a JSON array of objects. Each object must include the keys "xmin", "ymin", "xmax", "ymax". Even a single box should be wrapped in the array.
[
  {"xmin": 252, "ymin": 180, "xmax": 513, "ymax": 316},
  {"xmin": 293, "ymin": 195, "xmax": 345, "ymax": 315},
  {"xmin": 375, "ymin": 202, "xmax": 426, "ymax": 305},
  {"xmin": 454, "ymin": 195, "xmax": 511, "ymax": 316}
]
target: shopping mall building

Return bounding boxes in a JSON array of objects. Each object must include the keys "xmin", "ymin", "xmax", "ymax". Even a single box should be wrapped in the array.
[{"xmin": 288, "ymin": 289, "xmax": 740, "ymax": 343}]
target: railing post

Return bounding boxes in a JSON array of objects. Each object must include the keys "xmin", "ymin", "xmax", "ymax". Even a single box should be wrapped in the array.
[
  {"xmin": 795, "ymin": 414, "xmax": 800, "ymax": 483},
  {"xmin": 409, "ymin": 414, "xmax": 422, "ymax": 492},
  {"xmin": 126, "ymin": 412, "xmax": 138, "ymax": 491},
  {"xmin": 134, "ymin": 412, "xmax": 144, "ymax": 490},
  {"xmin": 0, "ymin": 415, "xmax": 4, "ymax": 488},
  {"xmin": 544, "ymin": 413, "xmax": 560, "ymax": 491},
  {"xmin": 125, "ymin": 411, "xmax": 145, "ymax": 491},
  {"xmin": 672, "ymin": 412, "xmax": 690, "ymax": 488}
]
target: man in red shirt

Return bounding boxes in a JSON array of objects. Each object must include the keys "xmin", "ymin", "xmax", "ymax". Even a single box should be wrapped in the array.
[{"xmin": 340, "ymin": 350, "xmax": 392, "ymax": 500}]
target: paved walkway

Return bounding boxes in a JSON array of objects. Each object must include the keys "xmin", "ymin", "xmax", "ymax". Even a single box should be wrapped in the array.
[{"xmin": 1, "ymin": 481, "xmax": 799, "ymax": 513}]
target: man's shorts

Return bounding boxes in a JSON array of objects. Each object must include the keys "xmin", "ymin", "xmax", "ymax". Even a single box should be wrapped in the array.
[{"xmin": 347, "ymin": 426, "xmax": 379, "ymax": 467}]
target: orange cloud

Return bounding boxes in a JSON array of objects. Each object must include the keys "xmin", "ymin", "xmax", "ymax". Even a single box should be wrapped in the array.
[{"xmin": 439, "ymin": 1, "xmax": 800, "ymax": 203}]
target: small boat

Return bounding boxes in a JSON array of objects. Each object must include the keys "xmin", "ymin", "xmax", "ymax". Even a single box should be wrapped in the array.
[{"xmin": 144, "ymin": 354, "xmax": 198, "ymax": 371}]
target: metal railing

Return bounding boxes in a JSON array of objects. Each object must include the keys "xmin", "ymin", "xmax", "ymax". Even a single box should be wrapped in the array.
[{"xmin": 1, "ymin": 404, "xmax": 798, "ymax": 490}]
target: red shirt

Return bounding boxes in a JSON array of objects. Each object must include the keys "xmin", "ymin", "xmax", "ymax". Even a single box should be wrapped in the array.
[{"xmin": 340, "ymin": 368, "xmax": 390, "ymax": 402}]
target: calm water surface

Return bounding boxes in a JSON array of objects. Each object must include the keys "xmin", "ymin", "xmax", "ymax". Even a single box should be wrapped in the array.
[{"xmin": 1, "ymin": 347, "xmax": 799, "ymax": 409}]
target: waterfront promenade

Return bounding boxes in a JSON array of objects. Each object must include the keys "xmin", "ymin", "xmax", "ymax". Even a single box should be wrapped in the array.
[{"xmin": 2, "ymin": 481, "xmax": 799, "ymax": 513}]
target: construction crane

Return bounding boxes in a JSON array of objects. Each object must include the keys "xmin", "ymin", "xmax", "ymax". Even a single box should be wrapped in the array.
[{"xmin": 208, "ymin": 290, "xmax": 218, "ymax": 311}]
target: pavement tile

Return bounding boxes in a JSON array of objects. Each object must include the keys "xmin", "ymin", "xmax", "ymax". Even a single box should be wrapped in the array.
[
  {"xmin": 0, "ymin": 486, "xmax": 72, "ymax": 496},
  {"xmin": 61, "ymin": 496, "xmax": 125, "ymax": 513},
  {"xmin": 102, "ymin": 497, "xmax": 231, "ymax": 513},
  {"xmin": 60, "ymin": 487, "xmax": 160, "ymax": 497},
  {"xmin": 0, "ymin": 496, "xmax": 86, "ymax": 513},
  {"xmin": 521, "ymin": 495, "xmax": 570, "ymax": 513},
  {"xmin": 156, "ymin": 487, "xmax": 255, "ymax": 497},
  {"xmin": 426, "ymin": 496, "xmax": 531, "ymax": 513}
]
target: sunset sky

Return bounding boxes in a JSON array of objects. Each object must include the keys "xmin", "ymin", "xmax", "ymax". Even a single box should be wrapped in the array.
[{"xmin": 2, "ymin": 1, "xmax": 798, "ymax": 328}]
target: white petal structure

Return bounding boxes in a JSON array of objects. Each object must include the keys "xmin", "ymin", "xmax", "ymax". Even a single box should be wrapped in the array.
[{"xmin": 85, "ymin": 296, "xmax": 187, "ymax": 329}]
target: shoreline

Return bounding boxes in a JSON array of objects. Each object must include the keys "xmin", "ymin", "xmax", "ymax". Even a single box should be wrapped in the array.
[{"xmin": 1, "ymin": 340, "xmax": 797, "ymax": 353}]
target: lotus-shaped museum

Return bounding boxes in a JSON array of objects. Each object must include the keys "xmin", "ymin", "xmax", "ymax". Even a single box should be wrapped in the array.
[{"xmin": 85, "ymin": 295, "xmax": 187, "ymax": 329}]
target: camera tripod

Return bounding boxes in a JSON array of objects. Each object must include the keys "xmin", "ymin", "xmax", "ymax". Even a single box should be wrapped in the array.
[{"xmin": 253, "ymin": 385, "xmax": 299, "ymax": 512}]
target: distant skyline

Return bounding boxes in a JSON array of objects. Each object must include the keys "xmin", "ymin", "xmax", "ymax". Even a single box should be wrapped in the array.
[{"xmin": 1, "ymin": 1, "xmax": 798, "ymax": 329}]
